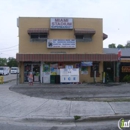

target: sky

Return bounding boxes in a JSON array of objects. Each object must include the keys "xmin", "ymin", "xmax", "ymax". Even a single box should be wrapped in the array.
[{"xmin": 0, "ymin": 0, "xmax": 130, "ymax": 58}]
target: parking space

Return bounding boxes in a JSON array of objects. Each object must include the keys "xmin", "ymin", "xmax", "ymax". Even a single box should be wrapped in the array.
[{"xmin": 2, "ymin": 74, "xmax": 18, "ymax": 82}]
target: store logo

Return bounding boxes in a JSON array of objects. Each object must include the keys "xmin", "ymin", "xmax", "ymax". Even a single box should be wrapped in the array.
[{"xmin": 118, "ymin": 118, "xmax": 130, "ymax": 130}]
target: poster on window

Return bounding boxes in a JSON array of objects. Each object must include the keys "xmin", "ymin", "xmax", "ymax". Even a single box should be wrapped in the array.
[
  {"xmin": 50, "ymin": 63, "xmax": 58, "ymax": 75},
  {"xmin": 43, "ymin": 64, "xmax": 50, "ymax": 72},
  {"xmin": 50, "ymin": 63, "xmax": 58, "ymax": 68},
  {"xmin": 81, "ymin": 66, "xmax": 88, "ymax": 74},
  {"xmin": 75, "ymin": 63, "xmax": 81, "ymax": 70}
]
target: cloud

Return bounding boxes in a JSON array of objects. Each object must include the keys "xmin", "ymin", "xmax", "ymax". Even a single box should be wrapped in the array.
[{"xmin": 0, "ymin": 0, "xmax": 130, "ymax": 58}]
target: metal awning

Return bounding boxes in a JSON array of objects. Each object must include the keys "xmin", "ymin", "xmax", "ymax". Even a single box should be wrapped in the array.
[
  {"xmin": 74, "ymin": 28, "xmax": 96, "ymax": 35},
  {"xmin": 28, "ymin": 28, "xmax": 49, "ymax": 34},
  {"xmin": 16, "ymin": 54, "xmax": 118, "ymax": 62},
  {"xmin": 103, "ymin": 33, "xmax": 108, "ymax": 40}
]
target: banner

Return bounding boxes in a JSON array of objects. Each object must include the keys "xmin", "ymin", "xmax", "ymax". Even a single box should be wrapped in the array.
[
  {"xmin": 81, "ymin": 62, "xmax": 93, "ymax": 66},
  {"xmin": 47, "ymin": 39, "xmax": 76, "ymax": 48}
]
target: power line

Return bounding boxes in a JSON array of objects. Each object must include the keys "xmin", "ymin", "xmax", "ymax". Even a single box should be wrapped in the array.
[
  {"xmin": 0, "ymin": 45, "xmax": 18, "ymax": 50},
  {"xmin": 0, "ymin": 49, "xmax": 18, "ymax": 52}
]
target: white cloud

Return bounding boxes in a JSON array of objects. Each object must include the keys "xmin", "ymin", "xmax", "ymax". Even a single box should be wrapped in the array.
[{"xmin": 0, "ymin": 0, "xmax": 130, "ymax": 58}]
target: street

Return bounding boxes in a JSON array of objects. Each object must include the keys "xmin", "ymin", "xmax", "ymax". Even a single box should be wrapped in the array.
[
  {"xmin": 10, "ymin": 83, "xmax": 130, "ymax": 101},
  {"xmin": 0, "ymin": 81, "xmax": 130, "ymax": 130},
  {"xmin": 0, "ymin": 119, "xmax": 122, "ymax": 130}
]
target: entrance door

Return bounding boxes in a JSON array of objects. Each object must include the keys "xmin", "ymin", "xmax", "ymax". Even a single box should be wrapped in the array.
[
  {"xmin": 24, "ymin": 64, "xmax": 31, "ymax": 82},
  {"xmin": 103, "ymin": 62, "xmax": 114, "ymax": 82},
  {"xmin": 33, "ymin": 64, "xmax": 40, "ymax": 82}
]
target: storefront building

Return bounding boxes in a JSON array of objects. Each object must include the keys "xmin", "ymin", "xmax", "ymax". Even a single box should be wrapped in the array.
[
  {"xmin": 16, "ymin": 17, "xmax": 118, "ymax": 84},
  {"xmin": 103, "ymin": 48, "xmax": 130, "ymax": 82}
]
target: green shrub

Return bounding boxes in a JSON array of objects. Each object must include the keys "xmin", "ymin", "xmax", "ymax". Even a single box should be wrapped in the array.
[
  {"xmin": 122, "ymin": 75, "xmax": 130, "ymax": 82},
  {"xmin": 74, "ymin": 115, "xmax": 81, "ymax": 120}
]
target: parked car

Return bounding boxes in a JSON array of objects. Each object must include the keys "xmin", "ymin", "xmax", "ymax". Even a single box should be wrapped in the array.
[
  {"xmin": 10, "ymin": 67, "xmax": 19, "ymax": 74},
  {"xmin": 0, "ymin": 66, "xmax": 10, "ymax": 75}
]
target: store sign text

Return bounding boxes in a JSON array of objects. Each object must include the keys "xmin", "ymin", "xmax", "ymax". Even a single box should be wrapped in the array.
[
  {"xmin": 50, "ymin": 18, "xmax": 73, "ymax": 29},
  {"xmin": 122, "ymin": 66, "xmax": 130, "ymax": 72}
]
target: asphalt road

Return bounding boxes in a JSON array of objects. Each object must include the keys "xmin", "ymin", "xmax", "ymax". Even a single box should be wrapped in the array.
[{"xmin": 10, "ymin": 83, "xmax": 130, "ymax": 100}]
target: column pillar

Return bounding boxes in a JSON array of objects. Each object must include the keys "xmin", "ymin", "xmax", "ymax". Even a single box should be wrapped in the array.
[{"xmin": 116, "ymin": 61, "xmax": 120, "ymax": 82}]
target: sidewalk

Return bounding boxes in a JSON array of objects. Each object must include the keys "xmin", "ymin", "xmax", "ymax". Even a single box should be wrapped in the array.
[{"xmin": 0, "ymin": 81, "xmax": 130, "ymax": 122}]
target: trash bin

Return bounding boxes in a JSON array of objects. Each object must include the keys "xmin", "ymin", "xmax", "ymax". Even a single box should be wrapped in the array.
[
  {"xmin": 50, "ymin": 75, "xmax": 56, "ymax": 84},
  {"xmin": 0, "ymin": 76, "xmax": 4, "ymax": 84},
  {"xmin": 55, "ymin": 75, "xmax": 60, "ymax": 84}
]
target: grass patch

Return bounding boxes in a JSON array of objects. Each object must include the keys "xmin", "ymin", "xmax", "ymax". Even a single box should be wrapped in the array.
[
  {"xmin": 74, "ymin": 115, "xmax": 81, "ymax": 120},
  {"xmin": 62, "ymin": 97, "xmax": 130, "ymax": 102}
]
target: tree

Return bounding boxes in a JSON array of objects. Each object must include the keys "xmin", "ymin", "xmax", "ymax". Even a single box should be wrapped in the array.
[
  {"xmin": 108, "ymin": 43, "xmax": 116, "ymax": 48},
  {"xmin": 0, "ymin": 58, "xmax": 7, "ymax": 66},
  {"xmin": 125, "ymin": 41, "xmax": 130, "ymax": 48},
  {"xmin": 7, "ymin": 58, "xmax": 18, "ymax": 68},
  {"xmin": 117, "ymin": 44, "xmax": 124, "ymax": 48}
]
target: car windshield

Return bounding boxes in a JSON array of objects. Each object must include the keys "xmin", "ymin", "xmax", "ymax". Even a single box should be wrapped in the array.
[
  {"xmin": 0, "ymin": 68, "xmax": 3, "ymax": 70},
  {"xmin": 11, "ymin": 68, "xmax": 17, "ymax": 70}
]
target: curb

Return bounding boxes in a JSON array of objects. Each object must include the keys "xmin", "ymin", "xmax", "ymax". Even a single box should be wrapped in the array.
[
  {"xmin": 16, "ymin": 114, "xmax": 130, "ymax": 122},
  {"xmin": 77, "ymin": 114, "xmax": 130, "ymax": 122}
]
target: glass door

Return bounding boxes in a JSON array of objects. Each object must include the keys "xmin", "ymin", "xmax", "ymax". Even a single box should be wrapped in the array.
[
  {"xmin": 24, "ymin": 64, "xmax": 31, "ymax": 82},
  {"xmin": 33, "ymin": 64, "xmax": 40, "ymax": 82}
]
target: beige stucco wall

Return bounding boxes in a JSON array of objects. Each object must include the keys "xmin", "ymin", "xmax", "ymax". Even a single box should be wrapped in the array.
[
  {"xmin": 18, "ymin": 17, "xmax": 103, "ymax": 54},
  {"xmin": 79, "ymin": 61, "xmax": 103, "ymax": 83},
  {"xmin": 19, "ymin": 62, "xmax": 24, "ymax": 83},
  {"xmin": 18, "ymin": 17, "xmax": 104, "ymax": 83}
]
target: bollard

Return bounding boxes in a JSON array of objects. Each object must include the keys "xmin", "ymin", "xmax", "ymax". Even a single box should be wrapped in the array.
[{"xmin": 0, "ymin": 76, "xmax": 4, "ymax": 84}]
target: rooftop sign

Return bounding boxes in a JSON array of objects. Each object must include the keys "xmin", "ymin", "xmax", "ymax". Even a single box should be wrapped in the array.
[{"xmin": 50, "ymin": 18, "xmax": 73, "ymax": 29}]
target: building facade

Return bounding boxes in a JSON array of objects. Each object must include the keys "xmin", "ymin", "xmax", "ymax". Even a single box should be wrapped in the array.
[
  {"xmin": 104, "ymin": 48, "xmax": 130, "ymax": 82},
  {"xmin": 16, "ymin": 17, "xmax": 118, "ymax": 84}
]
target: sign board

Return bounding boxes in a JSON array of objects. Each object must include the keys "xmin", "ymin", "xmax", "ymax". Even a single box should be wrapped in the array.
[
  {"xmin": 122, "ymin": 66, "xmax": 130, "ymax": 72},
  {"xmin": 60, "ymin": 75, "xmax": 79, "ymax": 83},
  {"xmin": 60, "ymin": 68, "xmax": 79, "ymax": 76},
  {"xmin": 50, "ymin": 18, "xmax": 73, "ymax": 29},
  {"xmin": 47, "ymin": 39, "xmax": 76, "ymax": 48},
  {"xmin": 81, "ymin": 62, "xmax": 93, "ymax": 66},
  {"xmin": 60, "ymin": 68, "xmax": 79, "ymax": 83}
]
